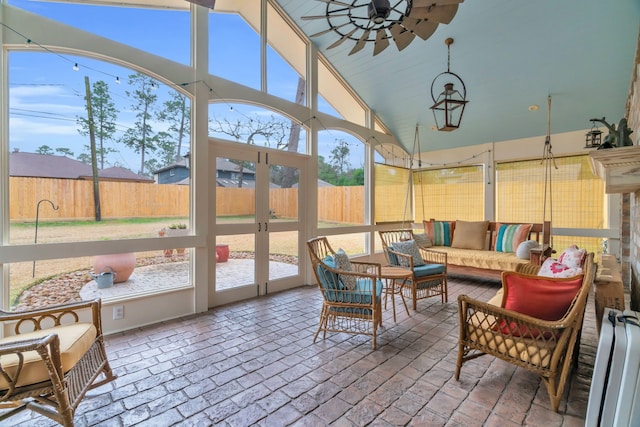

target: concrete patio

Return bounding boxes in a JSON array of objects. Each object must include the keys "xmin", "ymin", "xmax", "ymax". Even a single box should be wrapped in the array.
[{"xmin": 9, "ymin": 274, "xmax": 599, "ymax": 426}]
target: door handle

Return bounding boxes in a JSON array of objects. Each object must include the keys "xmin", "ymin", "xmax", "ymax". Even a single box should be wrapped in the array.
[
  {"xmin": 258, "ymin": 223, "xmax": 261, "ymax": 232},
  {"xmin": 265, "ymin": 222, "xmax": 268, "ymax": 232}
]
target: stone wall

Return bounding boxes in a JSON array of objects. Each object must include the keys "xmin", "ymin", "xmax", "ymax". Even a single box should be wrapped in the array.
[{"xmin": 628, "ymin": 27, "xmax": 640, "ymax": 311}]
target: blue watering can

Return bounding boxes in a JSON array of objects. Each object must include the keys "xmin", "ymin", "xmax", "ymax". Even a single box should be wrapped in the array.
[{"xmin": 91, "ymin": 269, "xmax": 116, "ymax": 289}]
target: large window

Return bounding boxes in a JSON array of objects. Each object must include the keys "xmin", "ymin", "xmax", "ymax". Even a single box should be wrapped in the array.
[
  {"xmin": 7, "ymin": 51, "xmax": 193, "ymax": 308},
  {"xmin": 496, "ymin": 155, "xmax": 605, "ymax": 254},
  {"xmin": 317, "ymin": 130, "xmax": 366, "ymax": 228},
  {"xmin": 9, "ymin": 0, "xmax": 190, "ymax": 65},
  {"xmin": 210, "ymin": 4, "xmax": 261, "ymax": 90},
  {"xmin": 208, "ymin": 103, "xmax": 307, "ymax": 154},
  {"xmin": 413, "ymin": 165, "xmax": 485, "ymax": 221}
]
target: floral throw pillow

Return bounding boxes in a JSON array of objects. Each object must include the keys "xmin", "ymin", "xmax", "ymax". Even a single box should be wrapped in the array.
[
  {"xmin": 558, "ymin": 245, "xmax": 587, "ymax": 269},
  {"xmin": 538, "ymin": 258, "xmax": 582, "ymax": 278},
  {"xmin": 334, "ymin": 248, "xmax": 357, "ymax": 290},
  {"xmin": 392, "ymin": 240, "xmax": 425, "ymax": 267}
]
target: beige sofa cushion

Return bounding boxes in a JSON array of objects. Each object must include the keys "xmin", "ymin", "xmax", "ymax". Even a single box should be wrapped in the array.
[
  {"xmin": 0, "ymin": 323, "xmax": 97, "ymax": 388},
  {"xmin": 451, "ymin": 220, "xmax": 490, "ymax": 250}
]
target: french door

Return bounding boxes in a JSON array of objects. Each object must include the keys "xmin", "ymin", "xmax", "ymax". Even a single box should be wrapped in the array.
[{"xmin": 210, "ymin": 140, "xmax": 306, "ymax": 306}]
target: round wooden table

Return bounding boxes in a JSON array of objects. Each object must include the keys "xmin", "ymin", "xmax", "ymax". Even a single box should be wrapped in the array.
[{"xmin": 379, "ymin": 266, "xmax": 411, "ymax": 322}]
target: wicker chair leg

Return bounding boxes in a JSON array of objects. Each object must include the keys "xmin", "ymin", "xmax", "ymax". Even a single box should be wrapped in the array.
[
  {"xmin": 412, "ymin": 284, "xmax": 417, "ymax": 311},
  {"xmin": 455, "ymin": 348, "xmax": 464, "ymax": 380},
  {"xmin": 442, "ymin": 277, "xmax": 448, "ymax": 303},
  {"xmin": 313, "ymin": 305, "xmax": 328, "ymax": 343}
]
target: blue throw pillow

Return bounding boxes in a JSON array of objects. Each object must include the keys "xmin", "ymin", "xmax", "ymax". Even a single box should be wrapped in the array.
[
  {"xmin": 392, "ymin": 240, "xmax": 425, "ymax": 267},
  {"xmin": 334, "ymin": 248, "xmax": 357, "ymax": 290}
]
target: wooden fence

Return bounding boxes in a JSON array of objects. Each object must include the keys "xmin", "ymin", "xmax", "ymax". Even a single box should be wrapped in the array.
[{"xmin": 10, "ymin": 177, "xmax": 399, "ymax": 224}]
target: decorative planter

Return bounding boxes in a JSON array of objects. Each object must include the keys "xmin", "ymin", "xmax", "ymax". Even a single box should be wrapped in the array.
[
  {"xmin": 216, "ymin": 244, "xmax": 230, "ymax": 263},
  {"xmin": 93, "ymin": 253, "xmax": 136, "ymax": 284}
]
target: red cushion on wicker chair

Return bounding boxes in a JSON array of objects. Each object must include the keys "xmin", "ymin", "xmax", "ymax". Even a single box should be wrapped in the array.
[{"xmin": 498, "ymin": 272, "xmax": 583, "ymax": 337}]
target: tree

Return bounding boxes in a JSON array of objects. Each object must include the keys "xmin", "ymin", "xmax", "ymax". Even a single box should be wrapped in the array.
[
  {"xmin": 209, "ymin": 114, "xmax": 288, "ymax": 187},
  {"xmin": 55, "ymin": 147, "xmax": 75, "ymax": 157},
  {"xmin": 120, "ymin": 73, "xmax": 160, "ymax": 176},
  {"xmin": 77, "ymin": 80, "xmax": 118, "ymax": 169},
  {"xmin": 156, "ymin": 91, "xmax": 190, "ymax": 162},
  {"xmin": 36, "ymin": 145, "xmax": 54, "ymax": 155},
  {"xmin": 329, "ymin": 138, "xmax": 351, "ymax": 177}
]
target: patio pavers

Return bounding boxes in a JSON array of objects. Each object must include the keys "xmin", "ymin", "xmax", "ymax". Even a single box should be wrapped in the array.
[{"xmin": 7, "ymin": 274, "xmax": 598, "ymax": 426}]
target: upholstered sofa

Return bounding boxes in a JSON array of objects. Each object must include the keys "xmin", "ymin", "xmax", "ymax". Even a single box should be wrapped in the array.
[{"xmin": 422, "ymin": 219, "xmax": 551, "ymax": 280}]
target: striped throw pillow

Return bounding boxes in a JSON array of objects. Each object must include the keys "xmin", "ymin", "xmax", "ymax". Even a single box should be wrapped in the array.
[
  {"xmin": 494, "ymin": 223, "xmax": 532, "ymax": 253},
  {"xmin": 423, "ymin": 220, "xmax": 455, "ymax": 247}
]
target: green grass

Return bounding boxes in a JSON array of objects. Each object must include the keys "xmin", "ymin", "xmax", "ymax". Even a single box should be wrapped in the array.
[{"xmin": 11, "ymin": 217, "xmax": 188, "ymax": 228}]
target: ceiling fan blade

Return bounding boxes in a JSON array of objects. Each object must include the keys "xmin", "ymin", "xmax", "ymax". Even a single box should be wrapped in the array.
[
  {"xmin": 349, "ymin": 29, "xmax": 371, "ymax": 55},
  {"xmin": 315, "ymin": 0, "xmax": 359, "ymax": 8},
  {"xmin": 373, "ymin": 29, "xmax": 390, "ymax": 56},
  {"xmin": 389, "ymin": 23, "xmax": 416, "ymax": 51},
  {"xmin": 185, "ymin": 0, "xmax": 216, "ymax": 8},
  {"xmin": 327, "ymin": 27, "xmax": 359, "ymax": 49},
  {"xmin": 409, "ymin": 5, "xmax": 459, "ymax": 23},
  {"xmin": 412, "ymin": 0, "xmax": 464, "ymax": 6},
  {"xmin": 310, "ymin": 22, "xmax": 352, "ymax": 37},
  {"xmin": 302, "ymin": 13, "xmax": 351, "ymax": 20},
  {"xmin": 401, "ymin": 16, "xmax": 439, "ymax": 40}
]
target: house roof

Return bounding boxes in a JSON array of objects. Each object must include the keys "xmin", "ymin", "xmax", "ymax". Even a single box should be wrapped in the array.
[{"xmin": 9, "ymin": 151, "xmax": 153, "ymax": 182}]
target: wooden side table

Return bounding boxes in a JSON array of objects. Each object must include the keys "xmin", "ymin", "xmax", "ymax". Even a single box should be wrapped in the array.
[{"xmin": 379, "ymin": 266, "xmax": 411, "ymax": 322}]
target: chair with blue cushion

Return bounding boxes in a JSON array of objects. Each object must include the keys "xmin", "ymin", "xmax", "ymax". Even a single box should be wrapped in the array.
[
  {"xmin": 378, "ymin": 229, "xmax": 448, "ymax": 310},
  {"xmin": 307, "ymin": 237, "xmax": 384, "ymax": 349}
]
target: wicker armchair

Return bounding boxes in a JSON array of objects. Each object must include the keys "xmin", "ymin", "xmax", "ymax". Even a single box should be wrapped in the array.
[
  {"xmin": 378, "ymin": 229, "xmax": 448, "ymax": 310},
  {"xmin": 307, "ymin": 237, "xmax": 383, "ymax": 349},
  {"xmin": 455, "ymin": 252, "xmax": 595, "ymax": 412},
  {"xmin": 0, "ymin": 299, "xmax": 117, "ymax": 426}
]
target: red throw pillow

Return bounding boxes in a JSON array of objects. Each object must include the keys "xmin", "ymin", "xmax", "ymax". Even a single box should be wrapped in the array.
[{"xmin": 498, "ymin": 272, "xmax": 584, "ymax": 337}]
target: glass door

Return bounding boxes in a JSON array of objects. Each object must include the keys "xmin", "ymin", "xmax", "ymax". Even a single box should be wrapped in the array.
[{"xmin": 211, "ymin": 140, "xmax": 305, "ymax": 306}]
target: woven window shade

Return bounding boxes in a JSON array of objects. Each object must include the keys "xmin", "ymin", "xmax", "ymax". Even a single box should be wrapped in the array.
[
  {"xmin": 374, "ymin": 163, "xmax": 412, "ymax": 224},
  {"xmin": 413, "ymin": 165, "xmax": 484, "ymax": 221}
]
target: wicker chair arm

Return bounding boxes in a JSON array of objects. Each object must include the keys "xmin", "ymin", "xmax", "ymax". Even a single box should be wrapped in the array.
[
  {"xmin": 0, "ymin": 333, "xmax": 57, "ymax": 356},
  {"xmin": 351, "ymin": 261, "xmax": 382, "ymax": 275}
]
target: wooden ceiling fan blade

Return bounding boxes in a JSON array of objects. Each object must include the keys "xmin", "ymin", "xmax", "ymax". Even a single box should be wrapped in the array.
[
  {"xmin": 327, "ymin": 27, "xmax": 359, "ymax": 49},
  {"xmin": 389, "ymin": 23, "xmax": 416, "ymax": 51},
  {"xmin": 409, "ymin": 5, "xmax": 459, "ymax": 23},
  {"xmin": 302, "ymin": 14, "xmax": 349, "ymax": 20},
  {"xmin": 412, "ymin": 0, "xmax": 464, "ymax": 7},
  {"xmin": 315, "ymin": 0, "xmax": 359, "ymax": 8},
  {"xmin": 373, "ymin": 29, "xmax": 390, "ymax": 56},
  {"xmin": 349, "ymin": 29, "xmax": 371, "ymax": 55},
  {"xmin": 185, "ymin": 0, "xmax": 216, "ymax": 8},
  {"xmin": 310, "ymin": 22, "xmax": 351, "ymax": 37},
  {"xmin": 401, "ymin": 17, "xmax": 439, "ymax": 40}
]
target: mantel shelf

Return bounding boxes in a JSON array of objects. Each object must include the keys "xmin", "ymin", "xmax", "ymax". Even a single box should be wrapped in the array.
[{"xmin": 589, "ymin": 145, "xmax": 640, "ymax": 194}]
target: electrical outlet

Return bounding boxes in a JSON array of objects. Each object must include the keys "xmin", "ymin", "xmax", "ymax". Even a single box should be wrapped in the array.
[{"xmin": 113, "ymin": 305, "xmax": 124, "ymax": 320}]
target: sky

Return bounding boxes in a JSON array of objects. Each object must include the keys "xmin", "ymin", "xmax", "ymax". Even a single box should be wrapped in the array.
[{"xmin": 6, "ymin": 0, "xmax": 368, "ymax": 175}]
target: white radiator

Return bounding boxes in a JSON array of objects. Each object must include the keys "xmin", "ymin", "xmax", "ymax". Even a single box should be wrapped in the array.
[{"xmin": 586, "ymin": 309, "xmax": 640, "ymax": 426}]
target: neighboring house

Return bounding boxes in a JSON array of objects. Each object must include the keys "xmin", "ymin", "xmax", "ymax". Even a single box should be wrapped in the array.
[
  {"xmin": 154, "ymin": 156, "xmax": 259, "ymax": 187},
  {"xmin": 9, "ymin": 151, "xmax": 153, "ymax": 183}
]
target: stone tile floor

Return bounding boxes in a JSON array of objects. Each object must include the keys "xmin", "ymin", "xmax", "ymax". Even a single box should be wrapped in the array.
[{"xmin": 6, "ymin": 275, "xmax": 598, "ymax": 426}]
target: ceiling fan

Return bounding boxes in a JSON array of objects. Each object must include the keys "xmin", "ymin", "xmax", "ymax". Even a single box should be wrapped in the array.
[
  {"xmin": 302, "ymin": 0, "xmax": 464, "ymax": 56},
  {"xmin": 184, "ymin": 0, "xmax": 216, "ymax": 9}
]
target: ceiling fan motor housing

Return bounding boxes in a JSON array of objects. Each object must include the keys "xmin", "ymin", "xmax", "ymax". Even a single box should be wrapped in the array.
[{"xmin": 368, "ymin": 0, "xmax": 392, "ymax": 24}]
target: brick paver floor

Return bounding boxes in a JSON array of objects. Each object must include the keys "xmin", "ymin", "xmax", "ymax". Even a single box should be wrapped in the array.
[{"xmin": 6, "ymin": 275, "xmax": 598, "ymax": 426}]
